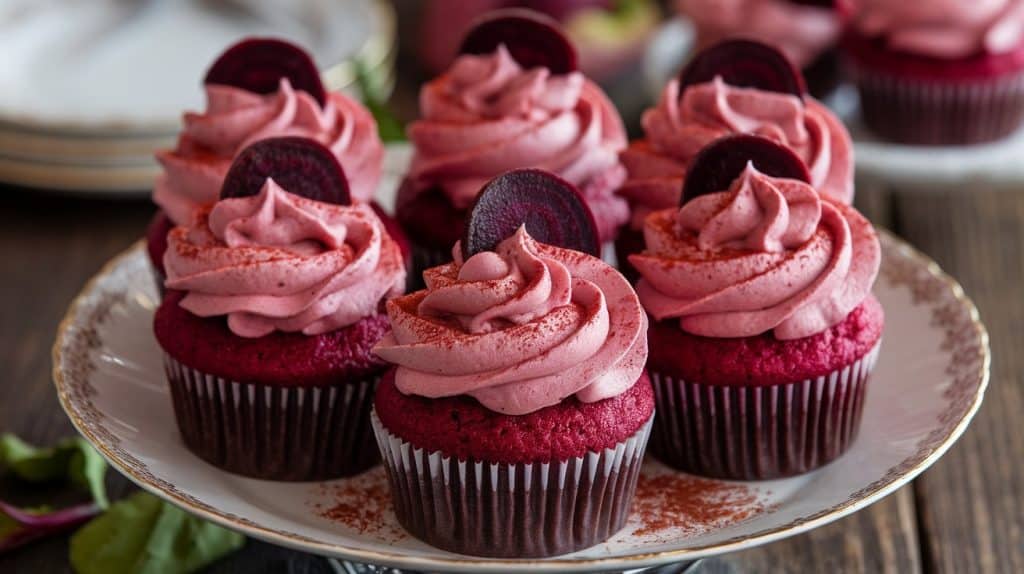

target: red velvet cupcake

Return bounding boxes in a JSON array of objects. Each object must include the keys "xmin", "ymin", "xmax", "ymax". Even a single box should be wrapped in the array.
[
  {"xmin": 398, "ymin": 10, "xmax": 629, "ymax": 282},
  {"xmin": 154, "ymin": 139, "xmax": 406, "ymax": 480},
  {"xmin": 676, "ymin": 0, "xmax": 845, "ymax": 98},
  {"xmin": 373, "ymin": 171, "xmax": 652, "ymax": 557},
  {"xmin": 617, "ymin": 40, "xmax": 854, "ymax": 280},
  {"xmin": 843, "ymin": 0, "xmax": 1024, "ymax": 145},
  {"xmin": 146, "ymin": 37, "xmax": 395, "ymax": 289},
  {"xmin": 629, "ymin": 136, "xmax": 883, "ymax": 479}
]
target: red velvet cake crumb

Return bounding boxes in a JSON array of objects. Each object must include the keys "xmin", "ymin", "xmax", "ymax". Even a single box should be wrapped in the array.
[
  {"xmin": 843, "ymin": 30, "xmax": 1024, "ymax": 81},
  {"xmin": 369, "ymin": 200, "xmax": 411, "ymax": 262},
  {"xmin": 145, "ymin": 210, "xmax": 173, "ymax": 275},
  {"xmin": 374, "ymin": 370, "xmax": 655, "ymax": 464},
  {"xmin": 649, "ymin": 295, "xmax": 884, "ymax": 387},
  {"xmin": 154, "ymin": 290, "xmax": 391, "ymax": 387}
]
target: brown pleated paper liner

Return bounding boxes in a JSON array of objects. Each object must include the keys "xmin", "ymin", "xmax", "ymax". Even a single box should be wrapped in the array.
[
  {"xmin": 650, "ymin": 343, "xmax": 880, "ymax": 480},
  {"xmin": 372, "ymin": 413, "xmax": 654, "ymax": 558},
  {"xmin": 853, "ymin": 66, "xmax": 1024, "ymax": 145},
  {"xmin": 165, "ymin": 354, "xmax": 380, "ymax": 481}
]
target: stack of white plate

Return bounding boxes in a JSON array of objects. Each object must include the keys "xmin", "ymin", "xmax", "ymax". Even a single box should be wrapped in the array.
[{"xmin": 0, "ymin": 0, "xmax": 395, "ymax": 195}]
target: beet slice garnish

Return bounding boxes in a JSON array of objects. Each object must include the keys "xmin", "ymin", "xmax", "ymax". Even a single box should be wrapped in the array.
[
  {"xmin": 220, "ymin": 137, "xmax": 350, "ymax": 205},
  {"xmin": 458, "ymin": 8, "xmax": 578, "ymax": 74},
  {"xmin": 680, "ymin": 134, "xmax": 811, "ymax": 205},
  {"xmin": 462, "ymin": 168, "xmax": 599, "ymax": 259},
  {"xmin": 679, "ymin": 39, "xmax": 806, "ymax": 98},
  {"xmin": 204, "ymin": 37, "xmax": 326, "ymax": 106}
]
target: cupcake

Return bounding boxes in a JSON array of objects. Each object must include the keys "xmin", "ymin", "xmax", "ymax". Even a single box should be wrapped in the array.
[
  {"xmin": 398, "ymin": 9, "xmax": 629, "ymax": 280},
  {"xmin": 843, "ymin": 0, "xmax": 1024, "ymax": 145},
  {"xmin": 147, "ymin": 37, "xmax": 390, "ymax": 287},
  {"xmin": 373, "ymin": 169, "xmax": 652, "ymax": 557},
  {"xmin": 629, "ymin": 135, "xmax": 882, "ymax": 479},
  {"xmin": 677, "ymin": 0, "xmax": 844, "ymax": 97},
  {"xmin": 154, "ymin": 138, "xmax": 406, "ymax": 480},
  {"xmin": 617, "ymin": 40, "xmax": 853, "ymax": 279}
]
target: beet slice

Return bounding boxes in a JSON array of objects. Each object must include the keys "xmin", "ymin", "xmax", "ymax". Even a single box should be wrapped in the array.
[
  {"xmin": 220, "ymin": 137, "xmax": 350, "ymax": 205},
  {"xmin": 204, "ymin": 37, "xmax": 326, "ymax": 106},
  {"xmin": 679, "ymin": 39, "xmax": 806, "ymax": 98},
  {"xmin": 680, "ymin": 134, "xmax": 811, "ymax": 205},
  {"xmin": 463, "ymin": 169, "xmax": 599, "ymax": 259},
  {"xmin": 459, "ymin": 9, "xmax": 577, "ymax": 74}
]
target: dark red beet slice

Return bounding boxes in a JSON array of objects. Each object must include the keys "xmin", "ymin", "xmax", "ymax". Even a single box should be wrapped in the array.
[
  {"xmin": 204, "ymin": 37, "xmax": 326, "ymax": 106},
  {"xmin": 679, "ymin": 39, "xmax": 806, "ymax": 98},
  {"xmin": 459, "ymin": 9, "xmax": 577, "ymax": 74},
  {"xmin": 220, "ymin": 137, "xmax": 350, "ymax": 205},
  {"xmin": 681, "ymin": 134, "xmax": 811, "ymax": 205},
  {"xmin": 463, "ymin": 169, "xmax": 599, "ymax": 259}
]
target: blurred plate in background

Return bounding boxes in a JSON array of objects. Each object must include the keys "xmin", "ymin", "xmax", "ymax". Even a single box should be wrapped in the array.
[{"xmin": 0, "ymin": 0, "xmax": 395, "ymax": 195}]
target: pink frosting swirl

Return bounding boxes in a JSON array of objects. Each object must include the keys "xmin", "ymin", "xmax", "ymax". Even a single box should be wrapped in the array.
[
  {"xmin": 154, "ymin": 78, "xmax": 383, "ymax": 225},
  {"xmin": 406, "ymin": 45, "xmax": 629, "ymax": 242},
  {"xmin": 374, "ymin": 227, "xmax": 648, "ymax": 415},
  {"xmin": 629, "ymin": 164, "xmax": 879, "ymax": 340},
  {"xmin": 619, "ymin": 78, "xmax": 853, "ymax": 230},
  {"xmin": 850, "ymin": 0, "xmax": 1024, "ymax": 58},
  {"xmin": 164, "ymin": 180, "xmax": 405, "ymax": 338},
  {"xmin": 677, "ymin": 0, "xmax": 840, "ymax": 68}
]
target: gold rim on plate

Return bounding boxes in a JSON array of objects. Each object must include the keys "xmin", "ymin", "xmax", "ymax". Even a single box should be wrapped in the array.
[{"xmin": 51, "ymin": 230, "xmax": 990, "ymax": 571}]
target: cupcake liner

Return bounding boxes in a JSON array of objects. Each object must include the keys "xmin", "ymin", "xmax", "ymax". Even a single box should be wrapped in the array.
[
  {"xmin": 852, "ymin": 65, "xmax": 1024, "ymax": 145},
  {"xmin": 649, "ymin": 343, "xmax": 880, "ymax": 480},
  {"xmin": 164, "ymin": 354, "xmax": 380, "ymax": 481},
  {"xmin": 371, "ymin": 412, "xmax": 653, "ymax": 558}
]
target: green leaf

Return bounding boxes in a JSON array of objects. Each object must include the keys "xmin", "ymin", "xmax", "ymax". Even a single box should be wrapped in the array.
[
  {"xmin": 70, "ymin": 492, "xmax": 245, "ymax": 574},
  {"xmin": 354, "ymin": 59, "xmax": 405, "ymax": 143},
  {"xmin": 68, "ymin": 446, "xmax": 110, "ymax": 510},
  {"xmin": 0, "ymin": 434, "xmax": 75, "ymax": 481},
  {"xmin": 0, "ymin": 434, "xmax": 109, "ymax": 509}
]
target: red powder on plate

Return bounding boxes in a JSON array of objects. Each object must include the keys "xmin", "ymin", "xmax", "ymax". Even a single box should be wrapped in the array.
[
  {"xmin": 631, "ymin": 472, "xmax": 767, "ymax": 538},
  {"xmin": 310, "ymin": 468, "xmax": 406, "ymax": 542}
]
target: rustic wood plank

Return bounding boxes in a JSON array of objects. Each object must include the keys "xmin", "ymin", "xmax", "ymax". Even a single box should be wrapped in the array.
[{"xmin": 894, "ymin": 189, "xmax": 1024, "ymax": 574}]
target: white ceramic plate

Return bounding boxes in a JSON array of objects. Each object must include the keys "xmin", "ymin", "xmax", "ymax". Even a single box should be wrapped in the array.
[
  {"xmin": 642, "ymin": 17, "xmax": 1024, "ymax": 192},
  {"xmin": 52, "ymin": 204, "xmax": 989, "ymax": 572},
  {"xmin": 0, "ymin": 0, "xmax": 394, "ymax": 194}
]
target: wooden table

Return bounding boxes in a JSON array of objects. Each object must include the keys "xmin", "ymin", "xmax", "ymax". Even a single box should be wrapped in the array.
[{"xmin": 1, "ymin": 57, "xmax": 1022, "ymax": 570}]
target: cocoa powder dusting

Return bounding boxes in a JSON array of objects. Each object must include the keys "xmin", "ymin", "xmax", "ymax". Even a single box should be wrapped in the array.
[
  {"xmin": 310, "ymin": 468, "xmax": 406, "ymax": 542},
  {"xmin": 630, "ymin": 471, "xmax": 766, "ymax": 538}
]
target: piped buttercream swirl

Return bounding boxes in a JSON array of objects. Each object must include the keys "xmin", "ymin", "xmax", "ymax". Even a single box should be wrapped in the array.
[
  {"xmin": 164, "ymin": 179, "xmax": 405, "ymax": 338},
  {"xmin": 374, "ymin": 227, "xmax": 648, "ymax": 415},
  {"xmin": 629, "ymin": 164, "xmax": 879, "ymax": 340},
  {"xmin": 406, "ymin": 45, "xmax": 629, "ymax": 241},
  {"xmin": 154, "ymin": 78, "xmax": 383, "ymax": 224},
  {"xmin": 619, "ymin": 77, "xmax": 853, "ymax": 230}
]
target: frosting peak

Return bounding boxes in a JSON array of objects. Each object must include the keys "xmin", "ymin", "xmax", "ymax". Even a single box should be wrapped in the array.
[
  {"xmin": 407, "ymin": 47, "xmax": 628, "ymax": 241},
  {"xmin": 684, "ymin": 163, "xmax": 821, "ymax": 253},
  {"xmin": 154, "ymin": 78, "xmax": 383, "ymax": 225},
  {"xmin": 164, "ymin": 180, "xmax": 405, "ymax": 338},
  {"xmin": 851, "ymin": 0, "xmax": 1024, "ymax": 58},
  {"xmin": 374, "ymin": 228, "xmax": 647, "ymax": 415},
  {"xmin": 618, "ymin": 78, "xmax": 853, "ymax": 231},
  {"xmin": 630, "ymin": 166, "xmax": 879, "ymax": 340}
]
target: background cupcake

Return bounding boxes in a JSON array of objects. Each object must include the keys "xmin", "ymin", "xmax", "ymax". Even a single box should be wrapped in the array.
[
  {"xmin": 617, "ymin": 40, "xmax": 853, "ymax": 279},
  {"xmin": 677, "ymin": 0, "xmax": 844, "ymax": 97},
  {"xmin": 843, "ymin": 0, "xmax": 1024, "ymax": 145},
  {"xmin": 155, "ymin": 138, "xmax": 406, "ymax": 480},
  {"xmin": 629, "ymin": 135, "xmax": 882, "ymax": 479},
  {"xmin": 374, "ymin": 169, "xmax": 652, "ymax": 557},
  {"xmin": 397, "ymin": 9, "xmax": 629, "ymax": 279},
  {"xmin": 147, "ymin": 37, "xmax": 387, "ymax": 286}
]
